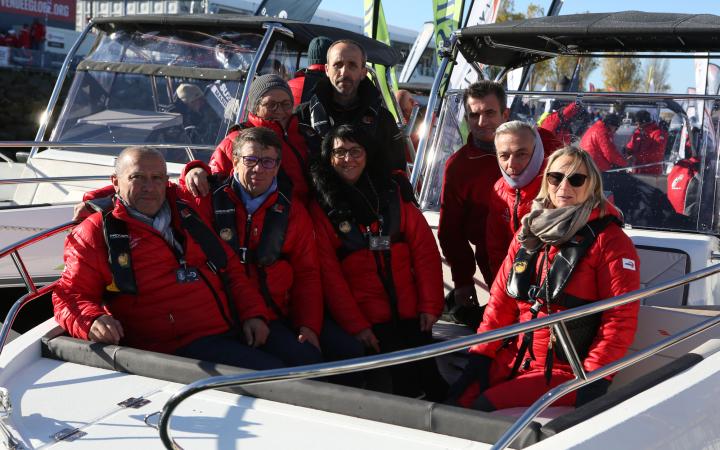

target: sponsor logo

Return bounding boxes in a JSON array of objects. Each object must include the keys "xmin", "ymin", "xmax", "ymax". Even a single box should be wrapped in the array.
[
  {"xmin": 622, "ymin": 258, "xmax": 636, "ymax": 271},
  {"xmin": 339, "ymin": 221, "xmax": 352, "ymax": 234},
  {"xmin": 671, "ymin": 175, "xmax": 684, "ymax": 190},
  {"xmin": 219, "ymin": 228, "xmax": 233, "ymax": 241},
  {"xmin": 513, "ymin": 261, "xmax": 527, "ymax": 273}
]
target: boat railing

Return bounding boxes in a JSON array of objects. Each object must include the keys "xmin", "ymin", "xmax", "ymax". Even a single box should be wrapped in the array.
[
  {"xmin": 156, "ymin": 262, "xmax": 720, "ymax": 450},
  {"xmin": 0, "ymin": 221, "xmax": 75, "ymax": 352},
  {"xmin": 0, "ymin": 140, "xmax": 216, "ymax": 165},
  {"xmin": 1, "ymin": 216, "xmax": 719, "ymax": 449}
]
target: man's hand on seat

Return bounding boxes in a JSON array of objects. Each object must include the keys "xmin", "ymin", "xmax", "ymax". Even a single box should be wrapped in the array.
[
  {"xmin": 243, "ymin": 317, "xmax": 269, "ymax": 348},
  {"xmin": 185, "ymin": 167, "xmax": 209, "ymax": 197},
  {"xmin": 88, "ymin": 314, "xmax": 124, "ymax": 344}
]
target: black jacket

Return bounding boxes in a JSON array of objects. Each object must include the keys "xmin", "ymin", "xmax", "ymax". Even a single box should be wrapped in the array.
[{"xmin": 296, "ymin": 77, "xmax": 406, "ymax": 172}]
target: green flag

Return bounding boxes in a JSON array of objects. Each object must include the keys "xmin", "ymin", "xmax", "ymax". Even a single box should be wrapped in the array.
[{"xmin": 363, "ymin": 0, "xmax": 399, "ymax": 120}]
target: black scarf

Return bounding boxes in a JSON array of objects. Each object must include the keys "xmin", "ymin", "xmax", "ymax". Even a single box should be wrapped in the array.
[{"xmin": 340, "ymin": 173, "xmax": 382, "ymax": 226}]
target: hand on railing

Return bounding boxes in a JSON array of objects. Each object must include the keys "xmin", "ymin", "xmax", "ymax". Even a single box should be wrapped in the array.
[{"xmin": 88, "ymin": 314, "xmax": 125, "ymax": 345}]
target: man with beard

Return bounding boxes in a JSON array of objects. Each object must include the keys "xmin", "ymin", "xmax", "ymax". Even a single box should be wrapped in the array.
[{"xmin": 295, "ymin": 39, "xmax": 407, "ymax": 172}]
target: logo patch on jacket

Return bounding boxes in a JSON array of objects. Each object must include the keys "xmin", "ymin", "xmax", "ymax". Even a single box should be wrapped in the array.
[
  {"xmin": 513, "ymin": 261, "xmax": 527, "ymax": 273},
  {"xmin": 622, "ymin": 258, "xmax": 636, "ymax": 271}
]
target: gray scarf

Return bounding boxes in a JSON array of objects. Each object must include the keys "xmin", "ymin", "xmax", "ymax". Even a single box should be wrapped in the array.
[
  {"xmin": 120, "ymin": 198, "xmax": 181, "ymax": 253},
  {"xmin": 517, "ymin": 199, "xmax": 594, "ymax": 252}
]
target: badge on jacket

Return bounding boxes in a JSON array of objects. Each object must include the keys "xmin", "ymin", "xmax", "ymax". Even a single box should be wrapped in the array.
[
  {"xmin": 339, "ymin": 221, "xmax": 352, "ymax": 233},
  {"xmin": 219, "ymin": 228, "xmax": 233, "ymax": 241},
  {"xmin": 513, "ymin": 261, "xmax": 527, "ymax": 273},
  {"xmin": 117, "ymin": 253, "xmax": 130, "ymax": 268}
]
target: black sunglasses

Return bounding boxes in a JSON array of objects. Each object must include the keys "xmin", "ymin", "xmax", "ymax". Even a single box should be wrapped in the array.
[{"xmin": 546, "ymin": 171, "xmax": 588, "ymax": 187}]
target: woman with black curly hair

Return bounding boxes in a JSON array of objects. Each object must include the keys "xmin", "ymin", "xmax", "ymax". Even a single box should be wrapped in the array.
[{"xmin": 309, "ymin": 123, "xmax": 447, "ymax": 400}]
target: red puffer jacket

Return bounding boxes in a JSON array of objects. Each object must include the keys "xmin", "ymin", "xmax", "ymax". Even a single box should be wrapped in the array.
[
  {"xmin": 470, "ymin": 204, "xmax": 640, "ymax": 380},
  {"xmin": 309, "ymin": 196, "xmax": 444, "ymax": 335},
  {"xmin": 580, "ymin": 120, "xmax": 627, "ymax": 172},
  {"xmin": 485, "ymin": 174, "xmax": 543, "ymax": 279},
  {"xmin": 539, "ymin": 103, "xmax": 582, "ymax": 145},
  {"xmin": 438, "ymin": 138, "xmax": 500, "ymax": 286},
  {"xmin": 180, "ymin": 162, "xmax": 323, "ymax": 335},
  {"xmin": 209, "ymin": 113, "xmax": 311, "ymax": 203},
  {"xmin": 626, "ymin": 122, "xmax": 668, "ymax": 175},
  {"xmin": 53, "ymin": 185, "xmax": 268, "ymax": 354}
]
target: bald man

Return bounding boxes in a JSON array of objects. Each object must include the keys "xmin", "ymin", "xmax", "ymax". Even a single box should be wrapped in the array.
[{"xmin": 53, "ymin": 146, "xmax": 284, "ymax": 370}]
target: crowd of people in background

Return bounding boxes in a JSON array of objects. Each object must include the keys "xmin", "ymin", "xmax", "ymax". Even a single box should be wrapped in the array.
[
  {"xmin": 53, "ymin": 33, "xmax": 651, "ymax": 413},
  {"xmin": 0, "ymin": 19, "xmax": 45, "ymax": 50}
]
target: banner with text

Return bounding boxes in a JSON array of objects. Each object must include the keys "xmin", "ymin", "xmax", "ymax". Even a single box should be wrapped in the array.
[{"xmin": 0, "ymin": 0, "xmax": 75, "ymax": 27}]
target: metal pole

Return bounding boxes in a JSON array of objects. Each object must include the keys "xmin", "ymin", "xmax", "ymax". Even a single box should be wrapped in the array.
[
  {"xmin": 409, "ymin": 39, "xmax": 454, "ymax": 189},
  {"xmin": 235, "ymin": 23, "xmax": 280, "ymax": 124},
  {"xmin": 31, "ymin": 21, "xmax": 95, "ymax": 158}
]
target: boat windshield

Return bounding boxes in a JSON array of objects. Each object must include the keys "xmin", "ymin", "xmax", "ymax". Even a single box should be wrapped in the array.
[
  {"xmin": 48, "ymin": 29, "xmax": 263, "ymax": 163},
  {"xmin": 422, "ymin": 56, "xmax": 720, "ymax": 235}
]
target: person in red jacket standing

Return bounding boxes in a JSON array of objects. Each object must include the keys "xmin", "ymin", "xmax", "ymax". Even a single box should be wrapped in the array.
[
  {"xmin": 185, "ymin": 74, "xmax": 312, "ymax": 204},
  {"xmin": 485, "ymin": 120, "xmax": 560, "ymax": 278},
  {"xmin": 625, "ymin": 110, "xmax": 668, "ymax": 175},
  {"xmin": 439, "ymin": 81, "xmax": 509, "ymax": 310},
  {"xmin": 288, "ymin": 36, "xmax": 332, "ymax": 106},
  {"xmin": 180, "ymin": 127, "xmax": 338, "ymax": 367},
  {"xmin": 30, "ymin": 18, "xmax": 45, "ymax": 50},
  {"xmin": 310, "ymin": 124, "xmax": 447, "ymax": 400},
  {"xmin": 580, "ymin": 113, "xmax": 628, "ymax": 172},
  {"xmin": 448, "ymin": 145, "xmax": 640, "ymax": 411},
  {"xmin": 539, "ymin": 101, "xmax": 583, "ymax": 145},
  {"xmin": 53, "ymin": 146, "xmax": 284, "ymax": 370}
]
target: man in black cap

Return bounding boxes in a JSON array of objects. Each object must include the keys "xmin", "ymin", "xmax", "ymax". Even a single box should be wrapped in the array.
[
  {"xmin": 288, "ymin": 36, "xmax": 333, "ymax": 106},
  {"xmin": 295, "ymin": 39, "xmax": 407, "ymax": 172},
  {"xmin": 626, "ymin": 109, "xmax": 668, "ymax": 175},
  {"xmin": 580, "ymin": 113, "xmax": 628, "ymax": 172}
]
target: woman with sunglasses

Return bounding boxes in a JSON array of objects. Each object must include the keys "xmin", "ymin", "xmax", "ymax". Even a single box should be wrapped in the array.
[
  {"xmin": 309, "ymin": 124, "xmax": 448, "ymax": 400},
  {"xmin": 184, "ymin": 74, "xmax": 312, "ymax": 204},
  {"xmin": 448, "ymin": 145, "xmax": 640, "ymax": 411}
]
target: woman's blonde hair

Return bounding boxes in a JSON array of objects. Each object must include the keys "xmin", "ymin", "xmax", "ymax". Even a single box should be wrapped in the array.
[{"xmin": 537, "ymin": 144, "xmax": 608, "ymax": 214}]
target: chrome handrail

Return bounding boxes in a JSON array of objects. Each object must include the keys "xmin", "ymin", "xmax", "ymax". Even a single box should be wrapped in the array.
[
  {"xmin": 0, "ymin": 221, "xmax": 75, "ymax": 355},
  {"xmin": 158, "ymin": 262, "xmax": 720, "ymax": 449},
  {"xmin": 0, "ymin": 174, "xmax": 180, "ymax": 186},
  {"xmin": 0, "ymin": 141, "xmax": 215, "ymax": 151},
  {"xmin": 492, "ymin": 312, "xmax": 720, "ymax": 450}
]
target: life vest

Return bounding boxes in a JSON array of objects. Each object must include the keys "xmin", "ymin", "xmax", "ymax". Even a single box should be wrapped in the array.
[
  {"xmin": 325, "ymin": 181, "xmax": 405, "ymax": 325},
  {"xmin": 505, "ymin": 215, "xmax": 618, "ymax": 382},
  {"xmin": 88, "ymin": 196, "xmax": 241, "ymax": 326},
  {"xmin": 211, "ymin": 172, "xmax": 293, "ymax": 320}
]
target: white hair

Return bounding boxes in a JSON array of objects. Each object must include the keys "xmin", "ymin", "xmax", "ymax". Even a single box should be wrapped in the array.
[{"xmin": 494, "ymin": 120, "xmax": 535, "ymax": 142}]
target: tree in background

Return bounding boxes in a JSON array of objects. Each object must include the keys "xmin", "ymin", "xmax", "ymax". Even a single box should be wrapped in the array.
[
  {"xmin": 642, "ymin": 59, "xmax": 671, "ymax": 93},
  {"xmin": 602, "ymin": 56, "xmax": 642, "ymax": 92}
]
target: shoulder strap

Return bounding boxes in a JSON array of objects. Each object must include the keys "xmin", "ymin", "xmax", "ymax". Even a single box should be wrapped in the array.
[
  {"xmin": 255, "ymin": 172, "xmax": 293, "ymax": 266},
  {"xmin": 540, "ymin": 215, "xmax": 618, "ymax": 302},
  {"xmin": 212, "ymin": 178, "xmax": 240, "ymax": 253},
  {"xmin": 102, "ymin": 211, "xmax": 138, "ymax": 295}
]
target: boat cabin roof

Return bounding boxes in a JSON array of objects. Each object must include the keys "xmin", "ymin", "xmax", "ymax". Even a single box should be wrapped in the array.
[
  {"xmin": 92, "ymin": 14, "xmax": 403, "ymax": 66},
  {"xmin": 456, "ymin": 11, "xmax": 720, "ymax": 69}
]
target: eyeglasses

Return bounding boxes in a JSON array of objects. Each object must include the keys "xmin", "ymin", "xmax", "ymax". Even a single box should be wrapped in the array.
[
  {"xmin": 546, "ymin": 171, "xmax": 588, "ymax": 187},
  {"xmin": 331, "ymin": 147, "xmax": 365, "ymax": 160},
  {"xmin": 258, "ymin": 100, "xmax": 293, "ymax": 112},
  {"xmin": 240, "ymin": 156, "xmax": 281, "ymax": 169}
]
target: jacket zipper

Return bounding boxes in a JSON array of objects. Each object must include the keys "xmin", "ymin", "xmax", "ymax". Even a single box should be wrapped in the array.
[
  {"xmin": 513, "ymin": 189, "xmax": 521, "ymax": 231},
  {"xmin": 244, "ymin": 213, "xmax": 253, "ymax": 276}
]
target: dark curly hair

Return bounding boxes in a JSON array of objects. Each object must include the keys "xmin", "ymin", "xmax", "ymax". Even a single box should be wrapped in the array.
[{"xmin": 309, "ymin": 124, "xmax": 390, "ymax": 212}]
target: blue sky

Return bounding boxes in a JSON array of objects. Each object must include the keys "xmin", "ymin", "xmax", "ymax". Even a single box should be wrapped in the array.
[{"xmin": 318, "ymin": 0, "xmax": 720, "ymax": 92}]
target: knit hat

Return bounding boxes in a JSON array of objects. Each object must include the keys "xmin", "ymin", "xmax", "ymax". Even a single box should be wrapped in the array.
[
  {"xmin": 247, "ymin": 74, "xmax": 293, "ymax": 113},
  {"xmin": 307, "ymin": 36, "xmax": 333, "ymax": 66},
  {"xmin": 176, "ymin": 83, "xmax": 203, "ymax": 103}
]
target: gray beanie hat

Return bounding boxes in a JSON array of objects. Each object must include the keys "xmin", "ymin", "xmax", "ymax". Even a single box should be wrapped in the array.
[{"xmin": 247, "ymin": 74, "xmax": 293, "ymax": 113}]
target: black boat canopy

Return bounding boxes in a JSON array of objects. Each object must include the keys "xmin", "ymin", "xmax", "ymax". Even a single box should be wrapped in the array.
[
  {"xmin": 92, "ymin": 14, "xmax": 402, "ymax": 66},
  {"xmin": 457, "ymin": 11, "xmax": 720, "ymax": 69}
]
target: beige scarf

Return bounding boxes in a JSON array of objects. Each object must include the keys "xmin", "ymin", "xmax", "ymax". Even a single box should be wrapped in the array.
[{"xmin": 517, "ymin": 199, "xmax": 595, "ymax": 252}]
